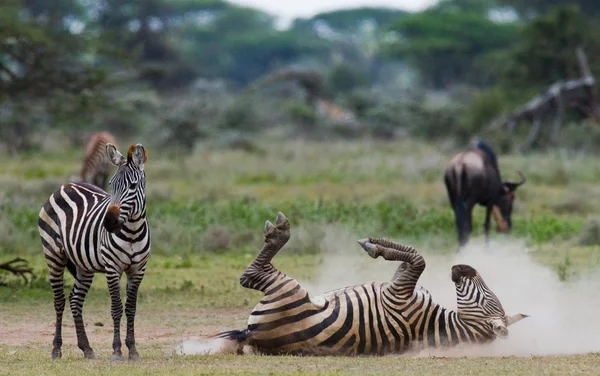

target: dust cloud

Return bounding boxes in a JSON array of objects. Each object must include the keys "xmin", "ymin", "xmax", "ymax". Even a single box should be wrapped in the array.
[{"xmin": 301, "ymin": 230, "xmax": 600, "ymax": 357}]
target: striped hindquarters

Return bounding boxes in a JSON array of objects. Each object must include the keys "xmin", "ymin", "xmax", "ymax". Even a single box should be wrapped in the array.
[
  {"xmin": 38, "ymin": 183, "xmax": 110, "ymax": 273},
  {"xmin": 243, "ymin": 280, "xmax": 418, "ymax": 356}
]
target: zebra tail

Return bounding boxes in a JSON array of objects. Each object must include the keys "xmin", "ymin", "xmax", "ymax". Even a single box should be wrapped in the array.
[
  {"xmin": 195, "ymin": 329, "xmax": 253, "ymax": 355},
  {"xmin": 210, "ymin": 329, "xmax": 249, "ymax": 342}
]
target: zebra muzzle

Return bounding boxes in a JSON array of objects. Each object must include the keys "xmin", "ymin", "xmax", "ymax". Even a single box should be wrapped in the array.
[{"xmin": 104, "ymin": 205, "xmax": 124, "ymax": 233}]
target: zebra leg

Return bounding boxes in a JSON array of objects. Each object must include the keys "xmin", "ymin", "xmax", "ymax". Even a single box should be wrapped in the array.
[
  {"xmin": 124, "ymin": 266, "xmax": 146, "ymax": 361},
  {"xmin": 239, "ymin": 212, "xmax": 290, "ymax": 292},
  {"xmin": 68, "ymin": 269, "xmax": 96, "ymax": 359},
  {"xmin": 357, "ymin": 238, "xmax": 425, "ymax": 296},
  {"xmin": 106, "ymin": 268, "xmax": 125, "ymax": 361},
  {"xmin": 49, "ymin": 267, "xmax": 66, "ymax": 359},
  {"xmin": 484, "ymin": 205, "xmax": 492, "ymax": 248},
  {"xmin": 45, "ymin": 251, "xmax": 67, "ymax": 360}
]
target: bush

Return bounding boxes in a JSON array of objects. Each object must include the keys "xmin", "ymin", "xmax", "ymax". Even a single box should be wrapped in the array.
[
  {"xmin": 285, "ymin": 100, "xmax": 317, "ymax": 126},
  {"xmin": 327, "ymin": 63, "xmax": 370, "ymax": 96},
  {"xmin": 202, "ymin": 225, "xmax": 232, "ymax": 252},
  {"xmin": 575, "ymin": 218, "xmax": 600, "ymax": 246},
  {"xmin": 218, "ymin": 97, "xmax": 261, "ymax": 132}
]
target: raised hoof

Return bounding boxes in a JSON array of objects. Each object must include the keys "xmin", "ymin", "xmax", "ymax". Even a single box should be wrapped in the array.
[
  {"xmin": 358, "ymin": 238, "xmax": 379, "ymax": 259},
  {"xmin": 275, "ymin": 211, "xmax": 287, "ymax": 225},
  {"xmin": 264, "ymin": 220, "xmax": 274, "ymax": 233},
  {"xmin": 128, "ymin": 352, "xmax": 141, "ymax": 361},
  {"xmin": 51, "ymin": 350, "xmax": 62, "ymax": 360},
  {"xmin": 112, "ymin": 352, "xmax": 124, "ymax": 361},
  {"xmin": 264, "ymin": 212, "xmax": 290, "ymax": 243},
  {"xmin": 84, "ymin": 350, "xmax": 96, "ymax": 360}
]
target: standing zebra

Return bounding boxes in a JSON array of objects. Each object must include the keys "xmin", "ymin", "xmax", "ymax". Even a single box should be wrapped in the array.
[
  {"xmin": 69, "ymin": 131, "xmax": 118, "ymax": 191},
  {"xmin": 210, "ymin": 212, "xmax": 528, "ymax": 356},
  {"xmin": 38, "ymin": 143, "xmax": 150, "ymax": 360}
]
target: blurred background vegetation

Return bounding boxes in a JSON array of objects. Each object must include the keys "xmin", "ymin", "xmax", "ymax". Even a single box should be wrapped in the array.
[
  {"xmin": 3, "ymin": 0, "xmax": 600, "ymax": 154},
  {"xmin": 2, "ymin": 0, "xmax": 600, "ymax": 286}
]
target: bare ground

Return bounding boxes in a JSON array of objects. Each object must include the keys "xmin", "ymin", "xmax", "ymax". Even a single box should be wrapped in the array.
[{"xmin": 0, "ymin": 307, "xmax": 249, "ymax": 348}]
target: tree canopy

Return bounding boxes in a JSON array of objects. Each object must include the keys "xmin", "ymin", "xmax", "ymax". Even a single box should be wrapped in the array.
[{"xmin": 3, "ymin": 0, "xmax": 600, "ymax": 152}]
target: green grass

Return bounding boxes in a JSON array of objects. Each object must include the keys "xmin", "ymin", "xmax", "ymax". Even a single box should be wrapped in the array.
[
  {"xmin": 1, "ymin": 137, "xmax": 599, "ymax": 374},
  {"xmin": 1, "ymin": 349, "xmax": 599, "ymax": 375}
]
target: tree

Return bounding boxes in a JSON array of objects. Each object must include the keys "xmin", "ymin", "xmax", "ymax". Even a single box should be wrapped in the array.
[
  {"xmin": 0, "ymin": 0, "xmax": 102, "ymax": 97},
  {"xmin": 175, "ymin": 5, "xmax": 329, "ymax": 86},
  {"xmin": 0, "ymin": 0, "xmax": 109, "ymax": 151},
  {"xmin": 291, "ymin": 7, "xmax": 406, "ymax": 33},
  {"xmin": 435, "ymin": 0, "xmax": 498, "ymax": 14},
  {"xmin": 96, "ymin": 0, "xmax": 229, "ymax": 89},
  {"xmin": 500, "ymin": 5, "xmax": 600, "ymax": 93},
  {"xmin": 496, "ymin": 0, "xmax": 600, "ymax": 19},
  {"xmin": 385, "ymin": 8, "xmax": 518, "ymax": 88}
]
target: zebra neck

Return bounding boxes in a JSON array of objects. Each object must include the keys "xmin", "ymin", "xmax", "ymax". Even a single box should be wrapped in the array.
[
  {"xmin": 99, "ymin": 198, "xmax": 147, "ymax": 234},
  {"xmin": 444, "ymin": 308, "xmax": 495, "ymax": 342}
]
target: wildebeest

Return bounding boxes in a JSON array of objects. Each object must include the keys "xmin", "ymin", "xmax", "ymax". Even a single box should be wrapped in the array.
[{"xmin": 444, "ymin": 141, "xmax": 526, "ymax": 248}]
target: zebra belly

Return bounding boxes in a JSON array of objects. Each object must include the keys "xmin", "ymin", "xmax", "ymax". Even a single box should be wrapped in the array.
[{"xmin": 247, "ymin": 282, "xmax": 411, "ymax": 356}]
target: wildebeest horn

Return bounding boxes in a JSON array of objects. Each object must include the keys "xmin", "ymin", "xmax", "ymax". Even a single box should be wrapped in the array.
[{"xmin": 504, "ymin": 170, "xmax": 526, "ymax": 191}]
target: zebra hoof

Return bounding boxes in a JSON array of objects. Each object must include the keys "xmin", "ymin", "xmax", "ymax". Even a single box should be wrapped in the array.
[
  {"xmin": 264, "ymin": 213, "xmax": 290, "ymax": 243},
  {"xmin": 264, "ymin": 220, "xmax": 274, "ymax": 234},
  {"xmin": 112, "ymin": 352, "xmax": 124, "ymax": 361},
  {"xmin": 51, "ymin": 350, "xmax": 62, "ymax": 360},
  {"xmin": 84, "ymin": 350, "xmax": 96, "ymax": 359},
  {"xmin": 275, "ymin": 212, "xmax": 287, "ymax": 226},
  {"xmin": 358, "ymin": 239, "xmax": 379, "ymax": 259}
]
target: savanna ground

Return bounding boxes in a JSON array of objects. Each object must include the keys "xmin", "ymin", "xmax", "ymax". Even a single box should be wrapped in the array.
[{"xmin": 1, "ymin": 137, "xmax": 600, "ymax": 375}]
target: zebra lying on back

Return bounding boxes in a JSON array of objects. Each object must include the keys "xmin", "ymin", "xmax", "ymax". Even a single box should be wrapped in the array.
[
  {"xmin": 38, "ymin": 143, "xmax": 150, "ymax": 361},
  {"xmin": 68, "ymin": 131, "xmax": 118, "ymax": 191},
  {"xmin": 211, "ymin": 212, "xmax": 528, "ymax": 356}
]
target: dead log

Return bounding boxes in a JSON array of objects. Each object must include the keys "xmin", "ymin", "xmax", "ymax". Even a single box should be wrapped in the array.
[
  {"xmin": 488, "ymin": 47, "xmax": 598, "ymax": 151},
  {"xmin": 0, "ymin": 258, "xmax": 34, "ymax": 285}
]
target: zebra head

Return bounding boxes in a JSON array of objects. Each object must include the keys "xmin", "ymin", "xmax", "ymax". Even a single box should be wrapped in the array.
[
  {"xmin": 103, "ymin": 143, "xmax": 148, "ymax": 233},
  {"xmin": 451, "ymin": 264, "xmax": 528, "ymax": 339}
]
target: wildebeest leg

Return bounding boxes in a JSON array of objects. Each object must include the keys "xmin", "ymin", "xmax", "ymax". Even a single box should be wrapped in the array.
[
  {"xmin": 239, "ymin": 212, "xmax": 291, "ymax": 292},
  {"xmin": 444, "ymin": 175, "xmax": 462, "ymax": 248},
  {"xmin": 455, "ymin": 198, "xmax": 470, "ymax": 248},
  {"xmin": 484, "ymin": 205, "xmax": 492, "ymax": 248}
]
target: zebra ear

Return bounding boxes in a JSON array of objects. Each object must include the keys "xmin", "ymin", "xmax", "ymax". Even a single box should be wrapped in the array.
[
  {"xmin": 505, "ymin": 313, "xmax": 529, "ymax": 326},
  {"xmin": 106, "ymin": 143, "xmax": 125, "ymax": 166},
  {"xmin": 127, "ymin": 144, "xmax": 147, "ymax": 170}
]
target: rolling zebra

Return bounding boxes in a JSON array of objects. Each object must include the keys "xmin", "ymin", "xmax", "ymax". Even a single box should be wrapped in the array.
[
  {"xmin": 210, "ymin": 212, "xmax": 528, "ymax": 356},
  {"xmin": 68, "ymin": 131, "xmax": 118, "ymax": 191},
  {"xmin": 38, "ymin": 143, "xmax": 150, "ymax": 360}
]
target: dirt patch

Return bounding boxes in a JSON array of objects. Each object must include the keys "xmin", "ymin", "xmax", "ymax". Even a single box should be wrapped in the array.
[{"xmin": 0, "ymin": 307, "xmax": 250, "ymax": 347}]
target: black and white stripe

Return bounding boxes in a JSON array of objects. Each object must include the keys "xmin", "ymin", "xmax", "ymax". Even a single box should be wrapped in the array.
[
  {"xmin": 213, "ymin": 212, "xmax": 528, "ymax": 356},
  {"xmin": 38, "ymin": 143, "xmax": 150, "ymax": 361}
]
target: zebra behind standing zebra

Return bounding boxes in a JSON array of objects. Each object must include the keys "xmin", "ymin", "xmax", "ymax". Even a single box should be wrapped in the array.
[
  {"xmin": 68, "ymin": 131, "xmax": 118, "ymax": 191},
  {"xmin": 38, "ymin": 143, "xmax": 150, "ymax": 360},
  {"xmin": 209, "ymin": 211, "xmax": 528, "ymax": 356}
]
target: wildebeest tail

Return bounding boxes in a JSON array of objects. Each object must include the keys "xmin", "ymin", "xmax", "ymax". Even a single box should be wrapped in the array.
[{"xmin": 450, "ymin": 164, "xmax": 469, "ymax": 240}]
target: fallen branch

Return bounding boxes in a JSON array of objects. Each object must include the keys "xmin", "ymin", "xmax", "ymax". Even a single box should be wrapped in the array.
[
  {"xmin": 0, "ymin": 258, "xmax": 34, "ymax": 284},
  {"xmin": 487, "ymin": 47, "xmax": 599, "ymax": 151}
]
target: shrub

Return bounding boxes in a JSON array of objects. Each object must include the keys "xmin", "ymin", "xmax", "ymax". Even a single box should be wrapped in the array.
[{"xmin": 202, "ymin": 225, "xmax": 232, "ymax": 252}]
